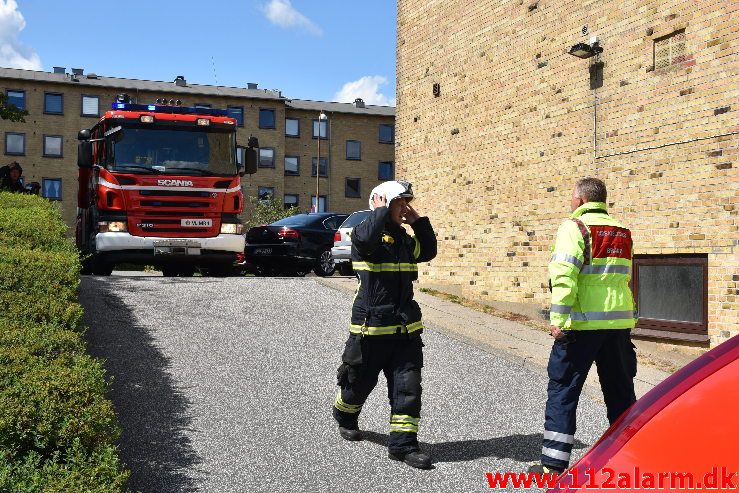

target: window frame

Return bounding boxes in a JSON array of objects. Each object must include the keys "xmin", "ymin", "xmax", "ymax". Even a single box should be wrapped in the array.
[
  {"xmin": 285, "ymin": 117, "xmax": 300, "ymax": 137},
  {"xmin": 44, "ymin": 92, "xmax": 64, "ymax": 115},
  {"xmin": 284, "ymin": 155, "xmax": 300, "ymax": 176},
  {"xmin": 259, "ymin": 108, "xmax": 276, "ymax": 129},
  {"xmin": 41, "ymin": 178, "xmax": 62, "ymax": 201},
  {"xmin": 311, "ymin": 195, "xmax": 327, "ymax": 213},
  {"xmin": 80, "ymin": 94, "xmax": 100, "ymax": 117},
  {"xmin": 284, "ymin": 193, "xmax": 299, "ymax": 209},
  {"xmin": 6, "ymin": 89, "xmax": 26, "ymax": 111},
  {"xmin": 378, "ymin": 160, "xmax": 394, "ymax": 180},
  {"xmin": 311, "ymin": 157, "xmax": 328, "ymax": 177},
  {"xmin": 631, "ymin": 254, "xmax": 708, "ymax": 336},
  {"xmin": 257, "ymin": 186, "xmax": 275, "ymax": 202},
  {"xmin": 5, "ymin": 132, "xmax": 25, "ymax": 156},
  {"xmin": 346, "ymin": 140, "xmax": 362, "ymax": 160},
  {"xmin": 379, "ymin": 123, "xmax": 395, "ymax": 144},
  {"xmin": 227, "ymin": 105, "xmax": 244, "ymax": 127},
  {"xmin": 258, "ymin": 147, "xmax": 276, "ymax": 168},
  {"xmin": 312, "ymin": 119, "xmax": 329, "ymax": 140},
  {"xmin": 653, "ymin": 29, "xmax": 687, "ymax": 70},
  {"xmin": 43, "ymin": 134, "xmax": 64, "ymax": 158},
  {"xmin": 345, "ymin": 177, "xmax": 361, "ymax": 198}
]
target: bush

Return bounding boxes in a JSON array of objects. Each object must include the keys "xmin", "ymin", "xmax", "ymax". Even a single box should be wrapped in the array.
[
  {"xmin": 0, "ymin": 192, "xmax": 129, "ymax": 491},
  {"xmin": 242, "ymin": 196, "xmax": 299, "ymax": 230}
]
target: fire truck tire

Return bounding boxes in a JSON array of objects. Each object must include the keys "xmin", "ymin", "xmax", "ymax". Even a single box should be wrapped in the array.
[{"xmin": 92, "ymin": 258, "xmax": 113, "ymax": 276}]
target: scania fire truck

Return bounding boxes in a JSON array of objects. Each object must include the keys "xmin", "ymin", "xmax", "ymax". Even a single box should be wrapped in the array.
[{"xmin": 75, "ymin": 95, "xmax": 258, "ymax": 276}]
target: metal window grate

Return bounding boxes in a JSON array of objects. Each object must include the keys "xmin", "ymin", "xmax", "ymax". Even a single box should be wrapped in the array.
[{"xmin": 654, "ymin": 30, "xmax": 686, "ymax": 69}]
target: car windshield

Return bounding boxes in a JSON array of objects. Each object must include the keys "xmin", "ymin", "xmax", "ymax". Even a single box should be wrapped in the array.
[
  {"xmin": 340, "ymin": 211, "xmax": 370, "ymax": 228},
  {"xmin": 110, "ymin": 126, "xmax": 237, "ymax": 176},
  {"xmin": 271, "ymin": 215, "xmax": 325, "ymax": 227}
]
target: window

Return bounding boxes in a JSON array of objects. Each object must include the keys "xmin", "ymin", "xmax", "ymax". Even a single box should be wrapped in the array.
[
  {"xmin": 311, "ymin": 157, "xmax": 328, "ymax": 177},
  {"xmin": 259, "ymin": 148, "xmax": 275, "ymax": 168},
  {"xmin": 323, "ymin": 216, "xmax": 345, "ymax": 230},
  {"xmin": 42, "ymin": 178, "xmax": 62, "ymax": 200},
  {"xmin": 284, "ymin": 194, "xmax": 299, "ymax": 209},
  {"xmin": 346, "ymin": 140, "xmax": 361, "ymax": 160},
  {"xmin": 43, "ymin": 135, "xmax": 63, "ymax": 157},
  {"xmin": 654, "ymin": 30, "xmax": 687, "ymax": 70},
  {"xmin": 259, "ymin": 108, "xmax": 276, "ymax": 129},
  {"xmin": 194, "ymin": 103, "xmax": 212, "ymax": 108},
  {"xmin": 227, "ymin": 106, "xmax": 244, "ymax": 126},
  {"xmin": 257, "ymin": 186, "xmax": 275, "ymax": 202},
  {"xmin": 6, "ymin": 90, "xmax": 25, "ymax": 110},
  {"xmin": 285, "ymin": 117, "xmax": 300, "ymax": 137},
  {"xmin": 44, "ymin": 92, "xmax": 63, "ymax": 115},
  {"xmin": 5, "ymin": 132, "xmax": 25, "ymax": 155},
  {"xmin": 378, "ymin": 161, "xmax": 394, "ymax": 180},
  {"xmin": 81, "ymin": 95, "xmax": 99, "ymax": 117},
  {"xmin": 311, "ymin": 195, "xmax": 327, "ymax": 213},
  {"xmin": 345, "ymin": 178, "xmax": 361, "ymax": 198},
  {"xmin": 284, "ymin": 156, "xmax": 299, "ymax": 176},
  {"xmin": 632, "ymin": 255, "xmax": 708, "ymax": 337},
  {"xmin": 236, "ymin": 146, "xmax": 245, "ymax": 166},
  {"xmin": 312, "ymin": 119, "xmax": 328, "ymax": 139},
  {"xmin": 379, "ymin": 123, "xmax": 395, "ymax": 144}
]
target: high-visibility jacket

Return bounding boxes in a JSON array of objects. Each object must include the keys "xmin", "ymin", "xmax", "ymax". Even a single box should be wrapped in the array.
[
  {"xmin": 350, "ymin": 206, "xmax": 437, "ymax": 336},
  {"xmin": 549, "ymin": 202, "xmax": 636, "ymax": 330}
]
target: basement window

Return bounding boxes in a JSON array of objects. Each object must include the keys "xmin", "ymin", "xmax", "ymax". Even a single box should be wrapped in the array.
[
  {"xmin": 654, "ymin": 30, "xmax": 686, "ymax": 69},
  {"xmin": 631, "ymin": 255, "xmax": 708, "ymax": 340}
]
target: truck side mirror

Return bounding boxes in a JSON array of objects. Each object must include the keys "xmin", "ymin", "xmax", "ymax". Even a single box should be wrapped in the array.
[
  {"xmin": 78, "ymin": 129, "xmax": 91, "ymax": 141},
  {"xmin": 244, "ymin": 147, "xmax": 258, "ymax": 175},
  {"xmin": 77, "ymin": 141, "xmax": 93, "ymax": 168}
]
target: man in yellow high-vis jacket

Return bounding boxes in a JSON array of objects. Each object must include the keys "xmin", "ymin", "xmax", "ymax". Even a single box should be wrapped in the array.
[{"xmin": 530, "ymin": 177, "xmax": 637, "ymax": 475}]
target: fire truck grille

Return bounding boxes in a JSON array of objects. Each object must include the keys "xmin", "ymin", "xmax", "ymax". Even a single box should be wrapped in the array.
[
  {"xmin": 140, "ymin": 200, "xmax": 210, "ymax": 208},
  {"xmin": 139, "ymin": 190, "xmax": 211, "ymax": 198}
]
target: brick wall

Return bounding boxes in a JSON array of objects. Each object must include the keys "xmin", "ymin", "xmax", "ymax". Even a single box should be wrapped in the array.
[{"xmin": 397, "ymin": 0, "xmax": 738, "ymax": 347}]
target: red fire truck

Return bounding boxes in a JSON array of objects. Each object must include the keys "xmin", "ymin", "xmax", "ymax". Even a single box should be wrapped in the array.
[{"xmin": 75, "ymin": 94, "xmax": 258, "ymax": 276}]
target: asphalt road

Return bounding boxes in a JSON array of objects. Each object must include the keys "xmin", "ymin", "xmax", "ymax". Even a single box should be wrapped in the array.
[{"xmin": 81, "ymin": 274, "xmax": 609, "ymax": 493}]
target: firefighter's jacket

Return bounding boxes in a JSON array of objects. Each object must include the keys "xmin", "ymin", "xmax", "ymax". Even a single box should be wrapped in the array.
[
  {"xmin": 549, "ymin": 202, "xmax": 636, "ymax": 330},
  {"xmin": 350, "ymin": 206, "xmax": 437, "ymax": 336}
]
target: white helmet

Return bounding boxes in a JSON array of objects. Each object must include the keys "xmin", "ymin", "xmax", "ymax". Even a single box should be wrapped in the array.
[{"xmin": 368, "ymin": 180, "xmax": 414, "ymax": 211}]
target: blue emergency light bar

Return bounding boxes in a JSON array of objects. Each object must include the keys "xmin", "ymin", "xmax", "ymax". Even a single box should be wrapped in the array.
[{"xmin": 111, "ymin": 102, "xmax": 229, "ymax": 117}]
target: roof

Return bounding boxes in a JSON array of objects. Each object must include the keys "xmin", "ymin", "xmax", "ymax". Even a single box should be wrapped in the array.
[
  {"xmin": 0, "ymin": 67, "xmax": 284, "ymax": 101},
  {"xmin": 286, "ymin": 98, "xmax": 395, "ymax": 116}
]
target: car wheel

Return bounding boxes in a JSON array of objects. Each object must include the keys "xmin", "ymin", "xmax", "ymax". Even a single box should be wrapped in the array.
[
  {"xmin": 338, "ymin": 263, "xmax": 354, "ymax": 277},
  {"xmin": 313, "ymin": 249, "xmax": 335, "ymax": 277}
]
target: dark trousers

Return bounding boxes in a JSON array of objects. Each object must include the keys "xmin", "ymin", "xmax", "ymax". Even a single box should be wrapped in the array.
[
  {"xmin": 333, "ymin": 334, "xmax": 424, "ymax": 454},
  {"xmin": 541, "ymin": 329, "xmax": 637, "ymax": 470}
]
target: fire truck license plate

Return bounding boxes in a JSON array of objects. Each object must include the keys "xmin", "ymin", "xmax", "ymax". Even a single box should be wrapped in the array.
[{"xmin": 181, "ymin": 218, "xmax": 212, "ymax": 227}]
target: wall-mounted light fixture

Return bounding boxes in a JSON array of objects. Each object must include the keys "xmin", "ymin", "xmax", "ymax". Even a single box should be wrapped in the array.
[{"xmin": 568, "ymin": 37, "xmax": 603, "ymax": 59}]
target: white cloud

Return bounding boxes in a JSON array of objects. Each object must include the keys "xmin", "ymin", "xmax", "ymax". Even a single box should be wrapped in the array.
[
  {"xmin": 334, "ymin": 76, "xmax": 396, "ymax": 107},
  {"xmin": 0, "ymin": 0, "xmax": 41, "ymax": 70},
  {"xmin": 262, "ymin": 0, "xmax": 322, "ymax": 36}
]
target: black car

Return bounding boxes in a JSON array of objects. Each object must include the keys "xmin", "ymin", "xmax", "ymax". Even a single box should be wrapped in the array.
[{"xmin": 244, "ymin": 213, "xmax": 349, "ymax": 276}]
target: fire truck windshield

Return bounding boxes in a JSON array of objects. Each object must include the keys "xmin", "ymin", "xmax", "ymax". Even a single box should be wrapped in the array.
[{"xmin": 110, "ymin": 127, "xmax": 237, "ymax": 176}]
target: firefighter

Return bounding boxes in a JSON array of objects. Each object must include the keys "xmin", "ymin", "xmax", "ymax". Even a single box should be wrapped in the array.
[
  {"xmin": 530, "ymin": 177, "xmax": 637, "ymax": 475},
  {"xmin": 332, "ymin": 180, "xmax": 437, "ymax": 470}
]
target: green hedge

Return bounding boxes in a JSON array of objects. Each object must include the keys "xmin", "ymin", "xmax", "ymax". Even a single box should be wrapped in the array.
[{"xmin": 0, "ymin": 193, "xmax": 128, "ymax": 491}]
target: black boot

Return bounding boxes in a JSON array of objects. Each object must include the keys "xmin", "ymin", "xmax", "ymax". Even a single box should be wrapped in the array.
[
  {"xmin": 388, "ymin": 450, "xmax": 432, "ymax": 469},
  {"xmin": 338, "ymin": 426, "xmax": 362, "ymax": 441}
]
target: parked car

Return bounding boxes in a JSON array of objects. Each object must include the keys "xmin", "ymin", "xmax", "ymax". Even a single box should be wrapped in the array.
[
  {"xmin": 244, "ymin": 213, "xmax": 348, "ymax": 276},
  {"xmin": 548, "ymin": 334, "xmax": 739, "ymax": 492},
  {"xmin": 332, "ymin": 210, "xmax": 371, "ymax": 276}
]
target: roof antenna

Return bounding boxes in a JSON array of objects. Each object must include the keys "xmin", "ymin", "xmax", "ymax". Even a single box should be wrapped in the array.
[{"xmin": 211, "ymin": 56, "xmax": 219, "ymax": 85}]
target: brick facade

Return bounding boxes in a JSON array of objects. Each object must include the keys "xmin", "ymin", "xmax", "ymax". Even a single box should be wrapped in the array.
[
  {"xmin": 1, "ymin": 68, "xmax": 394, "ymax": 229},
  {"xmin": 397, "ymin": 0, "xmax": 738, "ymax": 347}
]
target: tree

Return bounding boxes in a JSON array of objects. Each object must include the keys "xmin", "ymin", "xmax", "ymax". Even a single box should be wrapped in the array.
[
  {"xmin": 0, "ymin": 93, "xmax": 28, "ymax": 122},
  {"xmin": 242, "ymin": 196, "xmax": 300, "ymax": 230}
]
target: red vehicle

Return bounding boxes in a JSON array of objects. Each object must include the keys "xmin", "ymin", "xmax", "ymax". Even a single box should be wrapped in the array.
[
  {"xmin": 75, "ymin": 95, "xmax": 258, "ymax": 276},
  {"xmin": 549, "ymin": 335, "xmax": 738, "ymax": 492}
]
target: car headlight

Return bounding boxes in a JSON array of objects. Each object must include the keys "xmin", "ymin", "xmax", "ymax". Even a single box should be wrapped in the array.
[
  {"xmin": 220, "ymin": 223, "xmax": 242, "ymax": 234},
  {"xmin": 98, "ymin": 221, "xmax": 127, "ymax": 233}
]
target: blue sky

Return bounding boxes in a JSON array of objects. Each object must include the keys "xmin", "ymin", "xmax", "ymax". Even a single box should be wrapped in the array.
[{"xmin": 0, "ymin": 0, "xmax": 397, "ymax": 105}]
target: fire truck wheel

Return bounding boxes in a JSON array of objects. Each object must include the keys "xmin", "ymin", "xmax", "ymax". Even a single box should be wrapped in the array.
[{"xmin": 92, "ymin": 259, "xmax": 113, "ymax": 276}]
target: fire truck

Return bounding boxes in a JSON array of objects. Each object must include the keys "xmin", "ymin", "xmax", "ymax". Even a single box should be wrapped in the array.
[{"xmin": 75, "ymin": 94, "xmax": 258, "ymax": 276}]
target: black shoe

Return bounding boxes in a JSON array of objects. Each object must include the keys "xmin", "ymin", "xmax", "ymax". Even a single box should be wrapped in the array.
[
  {"xmin": 528, "ymin": 463, "xmax": 564, "ymax": 475},
  {"xmin": 388, "ymin": 450, "xmax": 432, "ymax": 469},
  {"xmin": 338, "ymin": 427, "xmax": 362, "ymax": 441}
]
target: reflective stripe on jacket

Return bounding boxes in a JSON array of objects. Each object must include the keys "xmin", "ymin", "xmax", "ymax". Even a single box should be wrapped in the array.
[
  {"xmin": 350, "ymin": 207, "xmax": 437, "ymax": 336},
  {"xmin": 549, "ymin": 202, "xmax": 636, "ymax": 330}
]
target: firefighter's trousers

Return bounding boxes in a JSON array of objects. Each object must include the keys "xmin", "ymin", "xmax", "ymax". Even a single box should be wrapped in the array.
[
  {"xmin": 333, "ymin": 333, "xmax": 424, "ymax": 455},
  {"xmin": 541, "ymin": 329, "xmax": 637, "ymax": 470}
]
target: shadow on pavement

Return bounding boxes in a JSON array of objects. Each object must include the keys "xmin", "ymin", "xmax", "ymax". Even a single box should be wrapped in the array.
[
  {"xmin": 362, "ymin": 431, "xmax": 587, "ymax": 464},
  {"xmin": 81, "ymin": 276, "xmax": 203, "ymax": 493}
]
